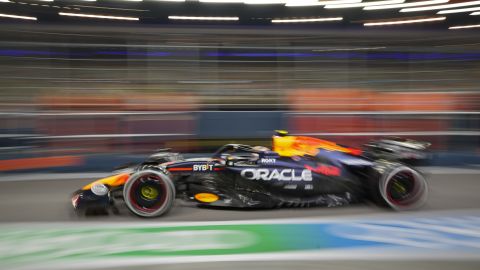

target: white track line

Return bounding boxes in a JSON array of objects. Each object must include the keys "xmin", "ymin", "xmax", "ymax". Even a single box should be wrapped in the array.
[{"xmin": 29, "ymin": 249, "xmax": 480, "ymax": 270}]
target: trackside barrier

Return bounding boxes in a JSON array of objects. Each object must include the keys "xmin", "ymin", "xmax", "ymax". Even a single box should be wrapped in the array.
[{"xmin": 1, "ymin": 111, "xmax": 480, "ymax": 172}]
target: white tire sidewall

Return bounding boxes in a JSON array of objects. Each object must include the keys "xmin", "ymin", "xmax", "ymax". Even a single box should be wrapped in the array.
[
  {"xmin": 379, "ymin": 166, "xmax": 428, "ymax": 211},
  {"xmin": 123, "ymin": 169, "xmax": 175, "ymax": 217}
]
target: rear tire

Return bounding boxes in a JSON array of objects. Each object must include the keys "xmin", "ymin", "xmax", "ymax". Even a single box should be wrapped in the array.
[
  {"xmin": 123, "ymin": 169, "xmax": 175, "ymax": 218},
  {"xmin": 371, "ymin": 164, "xmax": 428, "ymax": 211}
]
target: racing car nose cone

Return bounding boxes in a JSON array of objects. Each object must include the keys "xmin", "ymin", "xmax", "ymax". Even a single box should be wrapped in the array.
[
  {"xmin": 71, "ymin": 194, "xmax": 80, "ymax": 208},
  {"xmin": 91, "ymin": 183, "xmax": 109, "ymax": 196}
]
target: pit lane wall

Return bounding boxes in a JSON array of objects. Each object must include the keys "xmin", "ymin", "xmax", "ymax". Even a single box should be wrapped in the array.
[
  {"xmin": 1, "ymin": 211, "xmax": 480, "ymax": 269},
  {"xmin": 1, "ymin": 90, "xmax": 480, "ymax": 173}
]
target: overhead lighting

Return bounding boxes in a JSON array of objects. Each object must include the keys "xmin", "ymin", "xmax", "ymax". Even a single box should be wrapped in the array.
[
  {"xmin": 199, "ymin": 0, "xmax": 243, "ymax": 2},
  {"xmin": 364, "ymin": 0, "xmax": 448, "ymax": 10},
  {"xmin": 59, "ymin": 12, "xmax": 139, "ymax": 21},
  {"xmin": 313, "ymin": 46, "xmax": 386, "ymax": 51},
  {"xmin": 185, "ymin": 0, "xmax": 326, "ymax": 3},
  {"xmin": 271, "ymin": 17, "xmax": 343, "ymax": 23},
  {"xmin": 168, "ymin": 15, "xmax": 239, "ymax": 21},
  {"xmin": 364, "ymin": 16, "xmax": 446, "ymax": 26},
  {"xmin": 449, "ymin": 23, "xmax": 480, "ymax": 29},
  {"xmin": 438, "ymin": 6, "xmax": 480, "ymax": 14},
  {"xmin": 243, "ymin": 0, "xmax": 286, "ymax": 4},
  {"xmin": 72, "ymin": 5, "xmax": 149, "ymax": 11},
  {"xmin": 401, "ymin": 0, "xmax": 480, "ymax": 12},
  {"xmin": 286, "ymin": 0, "xmax": 362, "ymax": 7},
  {"xmin": 326, "ymin": 0, "xmax": 405, "ymax": 9},
  {"xmin": 0, "ymin": 13, "xmax": 37, "ymax": 20},
  {"xmin": 0, "ymin": 0, "xmax": 10, "ymax": 2},
  {"xmin": 471, "ymin": 11, "xmax": 480, "ymax": 15}
]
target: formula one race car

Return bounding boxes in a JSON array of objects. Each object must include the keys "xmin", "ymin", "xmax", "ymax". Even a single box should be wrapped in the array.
[{"xmin": 72, "ymin": 131, "xmax": 430, "ymax": 218}]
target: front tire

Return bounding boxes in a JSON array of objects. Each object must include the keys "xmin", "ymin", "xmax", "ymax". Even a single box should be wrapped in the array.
[{"xmin": 123, "ymin": 169, "xmax": 175, "ymax": 218}]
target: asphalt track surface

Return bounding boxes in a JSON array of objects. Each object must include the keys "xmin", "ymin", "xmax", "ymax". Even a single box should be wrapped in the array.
[
  {"xmin": 0, "ymin": 170, "xmax": 479, "ymax": 270},
  {"xmin": 106, "ymin": 261, "xmax": 480, "ymax": 270},
  {"xmin": 0, "ymin": 170, "xmax": 480, "ymax": 222}
]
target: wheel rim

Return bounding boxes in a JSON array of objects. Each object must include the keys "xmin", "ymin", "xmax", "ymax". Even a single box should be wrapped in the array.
[
  {"xmin": 141, "ymin": 185, "xmax": 159, "ymax": 200},
  {"xmin": 129, "ymin": 174, "xmax": 167, "ymax": 213},
  {"xmin": 387, "ymin": 171, "xmax": 416, "ymax": 204},
  {"xmin": 384, "ymin": 168, "xmax": 426, "ymax": 209}
]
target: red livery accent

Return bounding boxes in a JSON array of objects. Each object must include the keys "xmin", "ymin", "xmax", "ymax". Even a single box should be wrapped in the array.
[
  {"xmin": 167, "ymin": 167, "xmax": 193, "ymax": 172},
  {"xmin": 168, "ymin": 167, "xmax": 224, "ymax": 172},
  {"xmin": 305, "ymin": 164, "xmax": 341, "ymax": 176}
]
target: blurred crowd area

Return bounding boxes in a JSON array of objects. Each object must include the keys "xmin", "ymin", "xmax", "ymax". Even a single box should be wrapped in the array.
[{"xmin": 1, "ymin": 24, "xmax": 480, "ymax": 165}]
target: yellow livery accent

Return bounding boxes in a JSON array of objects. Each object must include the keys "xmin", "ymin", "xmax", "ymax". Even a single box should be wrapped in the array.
[{"xmin": 82, "ymin": 173, "xmax": 130, "ymax": 190}]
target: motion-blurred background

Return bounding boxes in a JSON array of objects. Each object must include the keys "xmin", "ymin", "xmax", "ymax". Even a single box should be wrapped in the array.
[
  {"xmin": 1, "ymin": 0, "xmax": 480, "ymax": 173},
  {"xmin": 1, "ymin": 4, "xmax": 480, "ymax": 270}
]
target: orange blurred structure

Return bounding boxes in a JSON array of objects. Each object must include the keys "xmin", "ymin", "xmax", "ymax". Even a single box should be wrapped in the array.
[{"xmin": 287, "ymin": 89, "xmax": 472, "ymax": 148}]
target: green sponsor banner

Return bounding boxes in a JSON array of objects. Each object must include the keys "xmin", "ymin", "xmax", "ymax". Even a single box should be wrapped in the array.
[{"xmin": 0, "ymin": 223, "xmax": 327, "ymax": 267}]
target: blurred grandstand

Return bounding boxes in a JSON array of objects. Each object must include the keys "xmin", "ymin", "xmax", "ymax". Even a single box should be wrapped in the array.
[{"xmin": 1, "ymin": 1, "xmax": 480, "ymax": 172}]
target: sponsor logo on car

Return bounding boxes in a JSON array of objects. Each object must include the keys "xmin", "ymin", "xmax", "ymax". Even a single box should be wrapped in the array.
[
  {"xmin": 91, "ymin": 183, "xmax": 109, "ymax": 196},
  {"xmin": 260, "ymin": 158, "xmax": 276, "ymax": 164},
  {"xmin": 193, "ymin": 164, "xmax": 214, "ymax": 171},
  {"xmin": 241, "ymin": 168, "xmax": 312, "ymax": 181}
]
